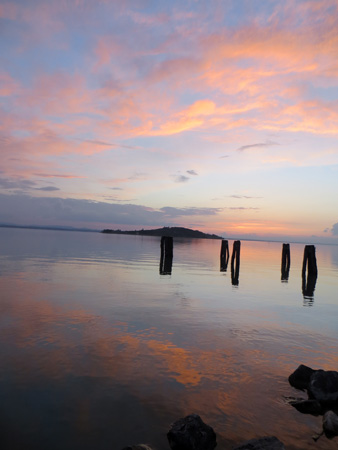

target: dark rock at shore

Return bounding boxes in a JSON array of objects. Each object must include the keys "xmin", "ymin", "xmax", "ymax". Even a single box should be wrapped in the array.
[
  {"xmin": 323, "ymin": 410, "xmax": 338, "ymax": 438},
  {"xmin": 289, "ymin": 365, "xmax": 338, "ymax": 405},
  {"xmin": 167, "ymin": 414, "xmax": 217, "ymax": 450},
  {"xmin": 308, "ymin": 370, "xmax": 338, "ymax": 404},
  {"xmin": 288, "ymin": 364, "xmax": 317, "ymax": 390},
  {"xmin": 232, "ymin": 436, "xmax": 285, "ymax": 449},
  {"xmin": 289, "ymin": 399, "xmax": 323, "ymax": 415}
]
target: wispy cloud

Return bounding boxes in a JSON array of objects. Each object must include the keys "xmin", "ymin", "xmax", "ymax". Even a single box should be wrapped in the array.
[
  {"xmin": 236, "ymin": 140, "xmax": 280, "ymax": 152},
  {"xmin": 0, "ymin": 177, "xmax": 36, "ymax": 191},
  {"xmin": 34, "ymin": 186, "xmax": 60, "ymax": 192},
  {"xmin": 175, "ymin": 175, "xmax": 190, "ymax": 183},
  {"xmin": 227, "ymin": 207, "xmax": 260, "ymax": 211},
  {"xmin": 128, "ymin": 172, "xmax": 148, "ymax": 181},
  {"xmin": 229, "ymin": 195, "xmax": 263, "ymax": 199},
  {"xmin": 103, "ymin": 196, "xmax": 135, "ymax": 202},
  {"xmin": 160, "ymin": 206, "xmax": 222, "ymax": 217},
  {"xmin": 0, "ymin": 177, "xmax": 60, "ymax": 193},
  {"xmin": 78, "ymin": 139, "xmax": 140, "ymax": 150},
  {"xmin": 34, "ymin": 173, "xmax": 84, "ymax": 179}
]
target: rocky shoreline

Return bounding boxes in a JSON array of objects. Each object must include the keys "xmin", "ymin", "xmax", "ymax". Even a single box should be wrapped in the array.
[
  {"xmin": 121, "ymin": 414, "xmax": 285, "ymax": 449},
  {"xmin": 122, "ymin": 365, "xmax": 338, "ymax": 450}
]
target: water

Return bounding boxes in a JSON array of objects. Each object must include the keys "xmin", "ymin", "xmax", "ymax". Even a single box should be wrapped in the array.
[{"xmin": 0, "ymin": 228, "xmax": 337, "ymax": 450}]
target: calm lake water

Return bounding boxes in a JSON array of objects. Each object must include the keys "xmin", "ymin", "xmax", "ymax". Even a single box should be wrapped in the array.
[{"xmin": 0, "ymin": 228, "xmax": 338, "ymax": 450}]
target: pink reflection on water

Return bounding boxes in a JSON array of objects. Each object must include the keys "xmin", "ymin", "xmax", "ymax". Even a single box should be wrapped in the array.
[{"xmin": 1, "ymin": 230, "xmax": 338, "ymax": 449}]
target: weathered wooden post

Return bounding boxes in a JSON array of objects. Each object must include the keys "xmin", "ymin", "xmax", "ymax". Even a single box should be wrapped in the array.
[
  {"xmin": 301, "ymin": 245, "xmax": 317, "ymax": 299},
  {"xmin": 302, "ymin": 245, "xmax": 317, "ymax": 277},
  {"xmin": 160, "ymin": 236, "xmax": 173, "ymax": 275},
  {"xmin": 220, "ymin": 239, "xmax": 229, "ymax": 271},
  {"xmin": 231, "ymin": 240, "xmax": 240, "ymax": 286},
  {"xmin": 281, "ymin": 243, "xmax": 291, "ymax": 281}
]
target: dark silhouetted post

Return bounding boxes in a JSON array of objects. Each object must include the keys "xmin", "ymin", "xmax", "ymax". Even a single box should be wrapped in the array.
[
  {"xmin": 302, "ymin": 245, "xmax": 317, "ymax": 277},
  {"xmin": 281, "ymin": 243, "xmax": 291, "ymax": 281},
  {"xmin": 231, "ymin": 240, "xmax": 240, "ymax": 286},
  {"xmin": 220, "ymin": 239, "xmax": 229, "ymax": 271},
  {"xmin": 302, "ymin": 245, "xmax": 317, "ymax": 300},
  {"xmin": 160, "ymin": 236, "xmax": 173, "ymax": 275}
]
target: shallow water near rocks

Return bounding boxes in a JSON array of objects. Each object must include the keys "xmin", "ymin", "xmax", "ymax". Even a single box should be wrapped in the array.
[{"xmin": 0, "ymin": 228, "xmax": 338, "ymax": 449}]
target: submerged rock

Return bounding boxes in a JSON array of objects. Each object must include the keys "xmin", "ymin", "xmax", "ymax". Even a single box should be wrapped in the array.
[
  {"xmin": 308, "ymin": 370, "xmax": 338, "ymax": 404},
  {"xmin": 323, "ymin": 411, "xmax": 338, "ymax": 439},
  {"xmin": 288, "ymin": 364, "xmax": 316, "ymax": 390},
  {"xmin": 233, "ymin": 436, "xmax": 285, "ymax": 449},
  {"xmin": 167, "ymin": 414, "xmax": 217, "ymax": 450}
]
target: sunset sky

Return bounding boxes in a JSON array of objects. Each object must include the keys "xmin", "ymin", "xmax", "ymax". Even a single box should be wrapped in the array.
[{"xmin": 1, "ymin": 0, "xmax": 338, "ymax": 242}]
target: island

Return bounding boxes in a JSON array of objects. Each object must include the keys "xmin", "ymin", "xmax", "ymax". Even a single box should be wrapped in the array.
[{"xmin": 101, "ymin": 226, "xmax": 223, "ymax": 240}]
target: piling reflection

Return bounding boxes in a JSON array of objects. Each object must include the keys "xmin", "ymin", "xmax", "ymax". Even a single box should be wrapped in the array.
[
  {"xmin": 231, "ymin": 240, "xmax": 240, "ymax": 286},
  {"xmin": 302, "ymin": 273, "xmax": 317, "ymax": 304},
  {"xmin": 159, "ymin": 236, "xmax": 173, "ymax": 275},
  {"xmin": 281, "ymin": 243, "xmax": 290, "ymax": 282}
]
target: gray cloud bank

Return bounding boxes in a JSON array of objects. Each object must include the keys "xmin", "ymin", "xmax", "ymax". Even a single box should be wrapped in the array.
[
  {"xmin": 332, "ymin": 222, "xmax": 338, "ymax": 235},
  {"xmin": 0, "ymin": 176, "xmax": 59, "ymax": 192},
  {"xmin": 0, "ymin": 194, "xmax": 221, "ymax": 228}
]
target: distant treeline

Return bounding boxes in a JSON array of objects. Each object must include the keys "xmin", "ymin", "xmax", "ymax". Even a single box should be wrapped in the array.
[{"xmin": 101, "ymin": 226, "xmax": 222, "ymax": 240}]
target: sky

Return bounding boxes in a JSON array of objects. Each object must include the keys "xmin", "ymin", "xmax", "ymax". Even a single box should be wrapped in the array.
[{"xmin": 1, "ymin": 0, "xmax": 338, "ymax": 243}]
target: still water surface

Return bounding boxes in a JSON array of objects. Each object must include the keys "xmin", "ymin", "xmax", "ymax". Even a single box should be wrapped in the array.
[{"xmin": 0, "ymin": 228, "xmax": 338, "ymax": 449}]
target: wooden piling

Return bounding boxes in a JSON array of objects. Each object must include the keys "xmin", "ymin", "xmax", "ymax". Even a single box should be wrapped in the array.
[
  {"xmin": 281, "ymin": 243, "xmax": 290, "ymax": 281},
  {"xmin": 302, "ymin": 245, "xmax": 317, "ymax": 277},
  {"xmin": 231, "ymin": 240, "xmax": 241, "ymax": 286},
  {"xmin": 160, "ymin": 236, "xmax": 173, "ymax": 275},
  {"xmin": 301, "ymin": 245, "xmax": 317, "ymax": 299},
  {"xmin": 220, "ymin": 239, "xmax": 229, "ymax": 271}
]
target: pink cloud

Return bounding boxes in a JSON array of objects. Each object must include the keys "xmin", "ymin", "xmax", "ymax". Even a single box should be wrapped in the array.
[
  {"xmin": 93, "ymin": 37, "xmax": 125, "ymax": 71},
  {"xmin": 0, "ymin": 2, "xmax": 18, "ymax": 20},
  {"xmin": 148, "ymin": 57, "xmax": 204, "ymax": 85},
  {"xmin": 3, "ymin": 0, "xmax": 338, "ymax": 158},
  {"xmin": 0, "ymin": 72, "xmax": 21, "ymax": 96},
  {"xmin": 34, "ymin": 173, "xmax": 84, "ymax": 179},
  {"xmin": 20, "ymin": 72, "xmax": 91, "ymax": 116}
]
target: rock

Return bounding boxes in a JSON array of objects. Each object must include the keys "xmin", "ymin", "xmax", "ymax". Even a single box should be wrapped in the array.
[
  {"xmin": 289, "ymin": 399, "xmax": 323, "ymax": 415},
  {"xmin": 167, "ymin": 414, "xmax": 217, "ymax": 450},
  {"xmin": 308, "ymin": 370, "xmax": 338, "ymax": 404},
  {"xmin": 233, "ymin": 436, "xmax": 285, "ymax": 449},
  {"xmin": 288, "ymin": 364, "xmax": 316, "ymax": 390},
  {"xmin": 121, "ymin": 446, "xmax": 154, "ymax": 450},
  {"xmin": 323, "ymin": 410, "xmax": 338, "ymax": 438}
]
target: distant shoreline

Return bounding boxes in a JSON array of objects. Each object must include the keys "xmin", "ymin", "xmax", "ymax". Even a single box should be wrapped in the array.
[
  {"xmin": 0, "ymin": 224, "xmax": 98, "ymax": 233},
  {"xmin": 1, "ymin": 223, "xmax": 337, "ymax": 246},
  {"xmin": 101, "ymin": 226, "xmax": 223, "ymax": 240}
]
